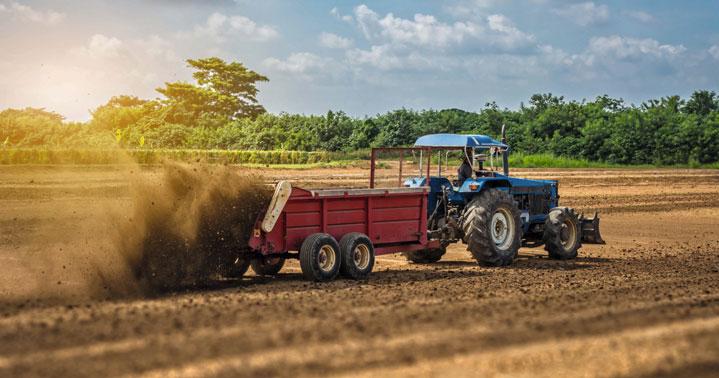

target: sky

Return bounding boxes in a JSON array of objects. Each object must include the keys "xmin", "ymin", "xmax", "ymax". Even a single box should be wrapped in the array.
[{"xmin": 1, "ymin": 0, "xmax": 718, "ymax": 121}]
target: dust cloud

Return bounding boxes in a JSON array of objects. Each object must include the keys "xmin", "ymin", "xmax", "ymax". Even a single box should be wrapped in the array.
[
  {"xmin": 0, "ymin": 162, "xmax": 271, "ymax": 307},
  {"xmin": 117, "ymin": 162, "xmax": 271, "ymax": 293}
]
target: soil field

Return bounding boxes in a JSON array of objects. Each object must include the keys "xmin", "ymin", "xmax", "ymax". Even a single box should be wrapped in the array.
[{"xmin": 1, "ymin": 165, "xmax": 719, "ymax": 377}]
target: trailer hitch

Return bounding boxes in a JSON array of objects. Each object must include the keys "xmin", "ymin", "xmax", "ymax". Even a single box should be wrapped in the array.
[{"xmin": 579, "ymin": 212, "xmax": 605, "ymax": 244}]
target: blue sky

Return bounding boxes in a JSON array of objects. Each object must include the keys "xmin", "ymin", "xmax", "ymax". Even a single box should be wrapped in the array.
[{"xmin": 1, "ymin": 0, "xmax": 718, "ymax": 121}]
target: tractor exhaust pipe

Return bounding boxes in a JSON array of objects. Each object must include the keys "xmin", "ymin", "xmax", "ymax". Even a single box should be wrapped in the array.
[{"xmin": 501, "ymin": 124, "xmax": 509, "ymax": 176}]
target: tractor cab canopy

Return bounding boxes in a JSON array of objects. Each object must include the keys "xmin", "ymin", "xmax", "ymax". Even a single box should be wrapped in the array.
[
  {"xmin": 413, "ymin": 134, "xmax": 508, "ymax": 150},
  {"xmin": 369, "ymin": 133, "xmax": 509, "ymax": 189}
]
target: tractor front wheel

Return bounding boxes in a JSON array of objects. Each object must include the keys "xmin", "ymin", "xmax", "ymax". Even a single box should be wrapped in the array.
[
  {"xmin": 544, "ymin": 207, "xmax": 581, "ymax": 259},
  {"xmin": 402, "ymin": 248, "xmax": 446, "ymax": 264},
  {"xmin": 461, "ymin": 189, "xmax": 521, "ymax": 266}
]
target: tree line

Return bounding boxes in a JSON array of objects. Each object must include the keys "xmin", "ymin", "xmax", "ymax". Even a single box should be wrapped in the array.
[{"xmin": 1, "ymin": 57, "xmax": 718, "ymax": 165}]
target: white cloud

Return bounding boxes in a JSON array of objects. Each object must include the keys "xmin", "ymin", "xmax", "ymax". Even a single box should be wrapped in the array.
[
  {"xmin": 263, "ymin": 52, "xmax": 326, "ymax": 74},
  {"xmin": 708, "ymin": 45, "xmax": 719, "ymax": 61},
  {"xmin": 335, "ymin": 5, "xmax": 536, "ymax": 77},
  {"xmin": 486, "ymin": 14, "xmax": 534, "ymax": 50},
  {"xmin": 319, "ymin": 32, "xmax": 353, "ymax": 49},
  {"xmin": 623, "ymin": 10, "xmax": 654, "ymax": 23},
  {"xmin": 135, "ymin": 35, "xmax": 180, "ymax": 63},
  {"xmin": 1, "ymin": 2, "xmax": 65, "ymax": 25},
  {"xmin": 351, "ymin": 4, "xmax": 533, "ymax": 51},
  {"xmin": 585, "ymin": 35, "xmax": 685, "ymax": 62},
  {"xmin": 72, "ymin": 34, "xmax": 124, "ymax": 59},
  {"xmin": 533, "ymin": 36, "xmax": 689, "ymax": 83},
  {"xmin": 72, "ymin": 34, "xmax": 179, "ymax": 65},
  {"xmin": 553, "ymin": 2, "xmax": 609, "ymax": 26},
  {"xmin": 444, "ymin": 0, "xmax": 499, "ymax": 19},
  {"xmin": 330, "ymin": 7, "xmax": 353, "ymax": 23},
  {"xmin": 229, "ymin": 15, "xmax": 279, "ymax": 40},
  {"xmin": 345, "ymin": 43, "xmax": 472, "ymax": 73},
  {"xmin": 346, "ymin": 45, "xmax": 404, "ymax": 70},
  {"xmin": 353, "ymin": 4, "xmax": 469, "ymax": 48},
  {"xmin": 191, "ymin": 12, "xmax": 279, "ymax": 42},
  {"xmin": 69, "ymin": 33, "xmax": 187, "ymax": 86},
  {"xmin": 537, "ymin": 44, "xmax": 575, "ymax": 67}
]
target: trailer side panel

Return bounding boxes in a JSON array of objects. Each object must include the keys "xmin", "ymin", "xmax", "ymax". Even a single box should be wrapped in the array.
[{"xmin": 249, "ymin": 187, "xmax": 432, "ymax": 255}]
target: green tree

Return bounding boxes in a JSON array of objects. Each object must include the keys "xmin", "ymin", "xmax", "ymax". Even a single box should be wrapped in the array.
[
  {"xmin": 157, "ymin": 57, "xmax": 269, "ymax": 126},
  {"xmin": 683, "ymin": 90, "xmax": 718, "ymax": 117},
  {"xmin": 373, "ymin": 109, "xmax": 420, "ymax": 147},
  {"xmin": 90, "ymin": 95, "xmax": 158, "ymax": 131}
]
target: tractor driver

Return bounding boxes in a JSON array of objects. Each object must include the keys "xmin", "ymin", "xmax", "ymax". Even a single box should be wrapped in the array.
[{"xmin": 458, "ymin": 148, "xmax": 473, "ymax": 184}]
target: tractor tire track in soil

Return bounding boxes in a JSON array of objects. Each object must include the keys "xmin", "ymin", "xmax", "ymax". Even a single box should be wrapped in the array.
[{"xmin": 0, "ymin": 166, "xmax": 718, "ymax": 377}]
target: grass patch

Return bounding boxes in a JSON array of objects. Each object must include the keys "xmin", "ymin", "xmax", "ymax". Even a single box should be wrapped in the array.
[
  {"xmin": 0, "ymin": 148, "xmax": 330, "ymax": 165},
  {"xmin": 509, "ymin": 153, "xmax": 621, "ymax": 168},
  {"xmin": 509, "ymin": 153, "xmax": 719, "ymax": 169},
  {"xmin": 1, "ymin": 148, "xmax": 717, "ymax": 169}
]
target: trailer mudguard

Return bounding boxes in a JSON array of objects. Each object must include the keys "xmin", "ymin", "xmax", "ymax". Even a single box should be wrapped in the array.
[{"xmin": 261, "ymin": 180, "xmax": 292, "ymax": 233}]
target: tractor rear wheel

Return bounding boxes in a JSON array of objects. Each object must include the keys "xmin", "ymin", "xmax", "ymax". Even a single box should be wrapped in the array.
[
  {"xmin": 544, "ymin": 207, "xmax": 581, "ymax": 259},
  {"xmin": 251, "ymin": 256, "xmax": 285, "ymax": 276},
  {"xmin": 300, "ymin": 233, "xmax": 341, "ymax": 282},
  {"xmin": 461, "ymin": 189, "xmax": 521, "ymax": 266},
  {"xmin": 402, "ymin": 248, "xmax": 446, "ymax": 264}
]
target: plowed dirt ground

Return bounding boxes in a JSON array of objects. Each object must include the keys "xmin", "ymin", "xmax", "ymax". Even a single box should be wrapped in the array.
[{"xmin": 1, "ymin": 165, "xmax": 718, "ymax": 377}]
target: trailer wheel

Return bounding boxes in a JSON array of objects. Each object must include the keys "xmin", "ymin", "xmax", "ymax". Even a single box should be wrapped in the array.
[
  {"xmin": 402, "ymin": 248, "xmax": 446, "ymax": 264},
  {"xmin": 251, "ymin": 256, "xmax": 285, "ymax": 276},
  {"xmin": 339, "ymin": 233, "xmax": 375, "ymax": 279},
  {"xmin": 300, "ymin": 233, "xmax": 341, "ymax": 281},
  {"xmin": 462, "ymin": 188, "xmax": 521, "ymax": 266},
  {"xmin": 224, "ymin": 257, "xmax": 251, "ymax": 278},
  {"xmin": 544, "ymin": 207, "xmax": 581, "ymax": 259}
]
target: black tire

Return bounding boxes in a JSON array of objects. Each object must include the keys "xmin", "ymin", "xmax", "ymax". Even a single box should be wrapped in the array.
[
  {"xmin": 299, "ymin": 233, "xmax": 341, "ymax": 282},
  {"xmin": 339, "ymin": 233, "xmax": 375, "ymax": 279},
  {"xmin": 461, "ymin": 188, "xmax": 522, "ymax": 266},
  {"xmin": 544, "ymin": 207, "xmax": 582, "ymax": 259},
  {"xmin": 224, "ymin": 258, "xmax": 251, "ymax": 278},
  {"xmin": 402, "ymin": 248, "xmax": 446, "ymax": 264},
  {"xmin": 251, "ymin": 256, "xmax": 285, "ymax": 276}
]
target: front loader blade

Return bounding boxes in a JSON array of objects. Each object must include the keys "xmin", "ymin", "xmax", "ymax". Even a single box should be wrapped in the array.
[{"xmin": 580, "ymin": 212, "xmax": 605, "ymax": 244}]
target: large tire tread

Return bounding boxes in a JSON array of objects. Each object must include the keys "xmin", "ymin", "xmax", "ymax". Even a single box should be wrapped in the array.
[
  {"xmin": 461, "ymin": 189, "xmax": 521, "ymax": 266},
  {"xmin": 544, "ymin": 207, "xmax": 582, "ymax": 260},
  {"xmin": 339, "ymin": 233, "xmax": 375, "ymax": 279},
  {"xmin": 299, "ymin": 233, "xmax": 341, "ymax": 282}
]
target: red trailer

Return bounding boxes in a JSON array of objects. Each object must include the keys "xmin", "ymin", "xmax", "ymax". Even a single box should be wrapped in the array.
[{"xmin": 248, "ymin": 183, "xmax": 440, "ymax": 281}]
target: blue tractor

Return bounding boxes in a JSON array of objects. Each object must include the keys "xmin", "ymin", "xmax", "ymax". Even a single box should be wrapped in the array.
[{"xmin": 369, "ymin": 129, "xmax": 604, "ymax": 266}]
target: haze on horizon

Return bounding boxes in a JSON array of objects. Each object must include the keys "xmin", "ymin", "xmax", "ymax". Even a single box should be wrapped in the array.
[{"xmin": 1, "ymin": 0, "xmax": 718, "ymax": 121}]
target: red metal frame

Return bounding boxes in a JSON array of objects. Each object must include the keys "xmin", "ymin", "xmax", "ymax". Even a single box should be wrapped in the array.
[{"xmin": 248, "ymin": 186, "xmax": 440, "ymax": 256}]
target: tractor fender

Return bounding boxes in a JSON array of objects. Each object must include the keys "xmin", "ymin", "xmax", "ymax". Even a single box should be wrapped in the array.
[
  {"xmin": 458, "ymin": 178, "xmax": 511, "ymax": 193},
  {"xmin": 459, "ymin": 178, "xmax": 511, "ymax": 202}
]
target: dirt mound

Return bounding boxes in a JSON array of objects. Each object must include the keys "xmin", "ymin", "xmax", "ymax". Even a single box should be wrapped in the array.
[{"xmin": 115, "ymin": 163, "xmax": 272, "ymax": 293}]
